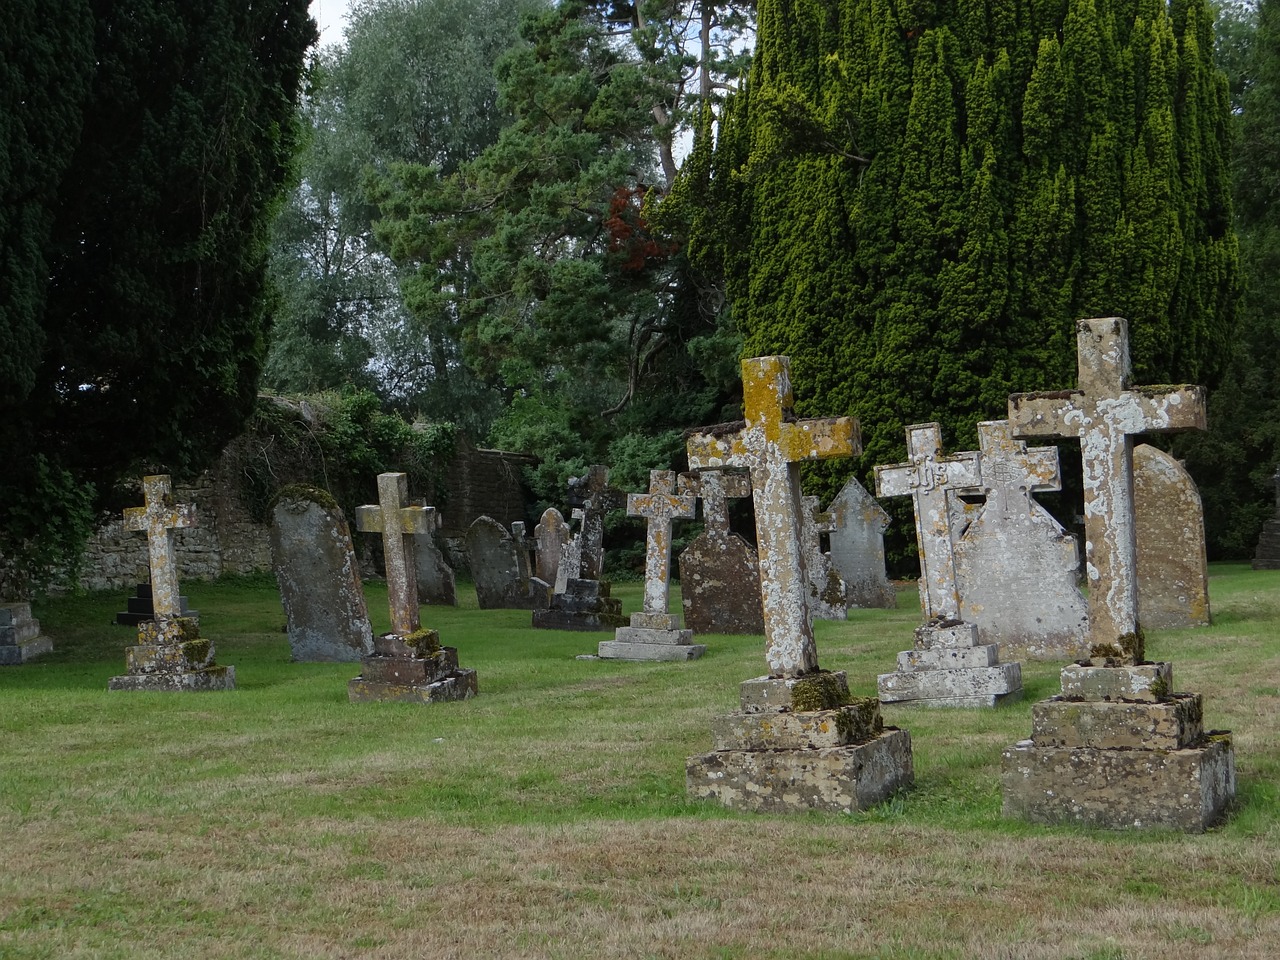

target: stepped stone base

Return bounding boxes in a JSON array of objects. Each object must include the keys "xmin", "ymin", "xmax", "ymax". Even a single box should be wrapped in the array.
[
  {"xmin": 1001, "ymin": 736, "xmax": 1234, "ymax": 832},
  {"xmin": 687, "ymin": 729, "xmax": 914, "ymax": 814},
  {"xmin": 879, "ymin": 620, "xmax": 1022, "ymax": 707},
  {"xmin": 348, "ymin": 637, "xmax": 477, "ymax": 704},
  {"xmin": 348, "ymin": 668, "xmax": 478, "ymax": 704},
  {"xmin": 532, "ymin": 578, "xmax": 627, "ymax": 632},
  {"xmin": 109, "ymin": 665, "xmax": 236, "ymax": 692},
  {"xmin": 0, "ymin": 603, "xmax": 53, "ymax": 665},
  {"xmin": 596, "ymin": 640, "xmax": 706, "ymax": 661}
]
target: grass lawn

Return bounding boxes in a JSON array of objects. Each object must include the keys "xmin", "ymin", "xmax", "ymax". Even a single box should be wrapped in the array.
[{"xmin": 1, "ymin": 563, "xmax": 1277, "ymax": 959}]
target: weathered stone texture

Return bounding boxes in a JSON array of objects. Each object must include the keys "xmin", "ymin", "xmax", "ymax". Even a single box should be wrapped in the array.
[
  {"xmin": 738, "ymin": 671, "xmax": 850, "ymax": 714},
  {"xmin": 466, "ymin": 515, "xmax": 548, "ymax": 610},
  {"xmin": 595, "ymin": 639, "xmax": 706, "ymax": 661},
  {"xmin": 532, "ymin": 578, "xmax": 627, "ymax": 632},
  {"xmin": 414, "ymin": 527, "xmax": 457, "ymax": 607},
  {"xmin": 1059, "ymin": 661, "xmax": 1173, "ymax": 702},
  {"xmin": 109, "ymin": 614, "xmax": 234, "ymax": 693},
  {"xmin": 534, "ymin": 507, "xmax": 570, "ymax": 586},
  {"xmin": 356, "ymin": 473, "xmax": 434, "ymax": 636},
  {"xmin": 1133, "ymin": 444, "xmax": 1211, "ymax": 628},
  {"xmin": 678, "ymin": 471, "xmax": 764, "ymax": 636},
  {"xmin": 270, "ymin": 492, "xmax": 374, "ymax": 663},
  {"xmin": 1030, "ymin": 694, "xmax": 1203, "ymax": 750},
  {"xmin": 825, "ymin": 475, "xmax": 896, "ymax": 609},
  {"xmin": 800, "ymin": 495, "xmax": 848, "ymax": 620},
  {"xmin": 0, "ymin": 602, "xmax": 53, "ymax": 665},
  {"xmin": 123, "ymin": 475, "xmax": 198, "ymax": 619},
  {"xmin": 878, "ymin": 663, "xmax": 1023, "ymax": 707},
  {"xmin": 709, "ymin": 700, "xmax": 883, "ymax": 751}
]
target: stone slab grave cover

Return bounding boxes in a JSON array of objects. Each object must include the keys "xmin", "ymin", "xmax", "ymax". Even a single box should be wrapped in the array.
[
  {"xmin": 349, "ymin": 473, "xmax": 477, "ymax": 704},
  {"xmin": 109, "ymin": 475, "xmax": 234, "ymax": 692},
  {"xmin": 677, "ymin": 470, "xmax": 765, "ymax": 635},
  {"xmin": 532, "ymin": 467, "xmax": 627, "ymax": 632},
  {"xmin": 413, "ymin": 505, "xmax": 456, "ymax": 606},
  {"xmin": 599, "ymin": 470, "xmax": 704, "ymax": 661},
  {"xmin": 825, "ymin": 475, "xmax": 896, "ymax": 610},
  {"xmin": 467, "ymin": 516, "xmax": 550, "ymax": 610},
  {"xmin": 874, "ymin": 424, "xmax": 1022, "ymax": 707},
  {"xmin": 953, "ymin": 420, "xmax": 1090, "ymax": 661},
  {"xmin": 1002, "ymin": 317, "xmax": 1233, "ymax": 831},
  {"xmin": 683, "ymin": 355, "xmax": 913, "ymax": 813},
  {"xmin": 1252, "ymin": 468, "xmax": 1280, "ymax": 569},
  {"xmin": 1133, "ymin": 444, "xmax": 1210, "ymax": 629},
  {"xmin": 799, "ymin": 495, "xmax": 848, "ymax": 620},
  {"xmin": 269, "ymin": 487, "xmax": 374, "ymax": 663},
  {"xmin": 0, "ymin": 603, "xmax": 53, "ymax": 665}
]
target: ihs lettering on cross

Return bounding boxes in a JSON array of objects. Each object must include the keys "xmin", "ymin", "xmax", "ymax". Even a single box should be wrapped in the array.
[
  {"xmin": 687, "ymin": 356, "xmax": 858, "ymax": 677},
  {"xmin": 1009, "ymin": 318, "xmax": 1206, "ymax": 659},
  {"xmin": 874, "ymin": 424, "xmax": 979, "ymax": 621},
  {"xmin": 356, "ymin": 473, "xmax": 436, "ymax": 637},
  {"xmin": 123, "ymin": 475, "xmax": 198, "ymax": 620},
  {"xmin": 628, "ymin": 470, "xmax": 696, "ymax": 627}
]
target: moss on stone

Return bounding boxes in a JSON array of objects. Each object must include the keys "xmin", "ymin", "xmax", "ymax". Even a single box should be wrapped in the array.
[
  {"xmin": 273, "ymin": 484, "xmax": 340, "ymax": 512},
  {"xmin": 790, "ymin": 672, "xmax": 850, "ymax": 712},
  {"xmin": 401, "ymin": 627, "xmax": 442, "ymax": 655}
]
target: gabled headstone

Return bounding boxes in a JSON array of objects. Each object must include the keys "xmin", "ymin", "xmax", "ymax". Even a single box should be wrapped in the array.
[
  {"xmin": 825, "ymin": 476, "xmax": 896, "ymax": 610},
  {"xmin": 1133, "ymin": 444, "xmax": 1211, "ymax": 629},
  {"xmin": 800, "ymin": 495, "xmax": 848, "ymax": 620},
  {"xmin": 684, "ymin": 356, "xmax": 913, "ymax": 814},
  {"xmin": 269, "ymin": 488, "xmax": 373, "ymax": 662},
  {"xmin": 109, "ymin": 475, "xmax": 234, "ymax": 692},
  {"xmin": 349, "ymin": 473, "xmax": 476, "ymax": 704},
  {"xmin": 678, "ymin": 470, "xmax": 764, "ymax": 635},
  {"xmin": 875, "ymin": 424, "xmax": 1022, "ymax": 707},
  {"xmin": 599, "ymin": 470, "xmax": 704, "ymax": 660},
  {"xmin": 0, "ymin": 603, "xmax": 53, "ymax": 665},
  {"xmin": 413, "ymin": 506, "xmax": 456, "ymax": 606},
  {"xmin": 953, "ymin": 420, "xmax": 1090, "ymax": 661},
  {"xmin": 466, "ymin": 515, "xmax": 550, "ymax": 610},
  {"xmin": 1002, "ymin": 318, "xmax": 1233, "ymax": 832},
  {"xmin": 534, "ymin": 507, "xmax": 570, "ymax": 586}
]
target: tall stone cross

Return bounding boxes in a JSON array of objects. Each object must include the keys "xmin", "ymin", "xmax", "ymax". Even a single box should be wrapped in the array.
[
  {"xmin": 628, "ymin": 470, "xmax": 696, "ymax": 627},
  {"xmin": 1009, "ymin": 317, "xmax": 1206, "ymax": 657},
  {"xmin": 971, "ymin": 419, "xmax": 1061, "ymax": 520},
  {"xmin": 687, "ymin": 356, "xmax": 858, "ymax": 676},
  {"xmin": 123, "ymin": 475, "xmax": 197, "ymax": 619},
  {"xmin": 874, "ymin": 423, "xmax": 979, "ymax": 621},
  {"xmin": 356, "ymin": 473, "xmax": 436, "ymax": 636}
]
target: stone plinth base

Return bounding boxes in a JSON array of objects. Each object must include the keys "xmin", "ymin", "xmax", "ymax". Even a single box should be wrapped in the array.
[
  {"xmin": 596, "ymin": 640, "xmax": 706, "ymax": 661},
  {"xmin": 687, "ymin": 729, "xmax": 914, "ymax": 814},
  {"xmin": 1001, "ymin": 736, "xmax": 1234, "ymax": 832},
  {"xmin": 0, "ymin": 603, "xmax": 53, "ymax": 665},
  {"xmin": 532, "ymin": 579, "xmax": 627, "ymax": 632},
  {"xmin": 108, "ymin": 665, "xmax": 236, "ymax": 692},
  {"xmin": 348, "ymin": 668, "xmax": 478, "ymax": 704},
  {"xmin": 348, "ymin": 637, "xmax": 477, "ymax": 704},
  {"xmin": 879, "ymin": 620, "xmax": 1022, "ymax": 707}
]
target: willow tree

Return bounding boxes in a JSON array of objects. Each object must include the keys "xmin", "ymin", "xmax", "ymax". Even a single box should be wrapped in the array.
[{"xmin": 699, "ymin": 0, "xmax": 1239, "ymax": 483}]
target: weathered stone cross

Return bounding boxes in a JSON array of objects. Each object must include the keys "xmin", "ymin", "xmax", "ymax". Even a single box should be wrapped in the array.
[
  {"xmin": 970, "ymin": 419, "xmax": 1061, "ymax": 520},
  {"xmin": 687, "ymin": 356, "xmax": 858, "ymax": 676},
  {"xmin": 685, "ymin": 470, "xmax": 751, "ymax": 536},
  {"xmin": 628, "ymin": 470, "xmax": 696, "ymax": 628},
  {"xmin": 123, "ymin": 475, "xmax": 197, "ymax": 620},
  {"xmin": 356, "ymin": 472, "xmax": 436, "ymax": 636},
  {"xmin": 874, "ymin": 423, "xmax": 979, "ymax": 621},
  {"xmin": 1009, "ymin": 317, "xmax": 1206, "ymax": 657}
]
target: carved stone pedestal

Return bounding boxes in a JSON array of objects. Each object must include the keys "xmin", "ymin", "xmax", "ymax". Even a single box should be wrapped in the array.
[
  {"xmin": 878, "ymin": 620, "xmax": 1022, "ymax": 707},
  {"xmin": 108, "ymin": 616, "xmax": 235, "ymax": 692},
  {"xmin": 598, "ymin": 612, "xmax": 706, "ymax": 661},
  {"xmin": 348, "ymin": 632, "xmax": 478, "ymax": 704}
]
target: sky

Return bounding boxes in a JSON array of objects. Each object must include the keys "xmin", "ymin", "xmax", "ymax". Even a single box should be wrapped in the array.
[{"xmin": 309, "ymin": 0, "xmax": 354, "ymax": 48}]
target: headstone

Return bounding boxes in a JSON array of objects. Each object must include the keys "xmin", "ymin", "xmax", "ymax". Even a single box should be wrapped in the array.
[
  {"xmin": 1002, "ymin": 317, "xmax": 1233, "ymax": 831},
  {"xmin": 599, "ymin": 470, "xmax": 704, "ymax": 660},
  {"xmin": 413, "ymin": 506, "xmax": 457, "ymax": 606},
  {"xmin": 269, "ymin": 488, "xmax": 373, "ymax": 662},
  {"xmin": 825, "ymin": 476, "xmax": 896, "ymax": 610},
  {"xmin": 1133, "ymin": 444, "xmax": 1211, "ymax": 628},
  {"xmin": 683, "ymin": 356, "xmax": 913, "ymax": 813},
  {"xmin": 571, "ymin": 465, "xmax": 623, "ymax": 581},
  {"xmin": 677, "ymin": 470, "xmax": 765, "ymax": 635},
  {"xmin": 0, "ymin": 603, "xmax": 53, "ymax": 665},
  {"xmin": 466, "ymin": 515, "xmax": 550, "ymax": 610},
  {"xmin": 800, "ymin": 495, "xmax": 848, "ymax": 620},
  {"xmin": 533, "ymin": 476, "xmax": 626, "ymax": 632},
  {"xmin": 108, "ymin": 475, "xmax": 234, "ymax": 692},
  {"xmin": 874, "ymin": 424, "xmax": 1022, "ymax": 707},
  {"xmin": 534, "ymin": 507, "xmax": 570, "ymax": 586},
  {"xmin": 349, "ymin": 473, "xmax": 477, "ymax": 704},
  {"xmin": 555, "ymin": 508, "xmax": 585, "ymax": 594},
  {"xmin": 953, "ymin": 420, "xmax": 1090, "ymax": 661},
  {"xmin": 1251, "ymin": 468, "xmax": 1280, "ymax": 569}
]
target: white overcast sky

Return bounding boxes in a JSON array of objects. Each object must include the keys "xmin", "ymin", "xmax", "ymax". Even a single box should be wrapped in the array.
[{"xmin": 309, "ymin": 0, "xmax": 354, "ymax": 47}]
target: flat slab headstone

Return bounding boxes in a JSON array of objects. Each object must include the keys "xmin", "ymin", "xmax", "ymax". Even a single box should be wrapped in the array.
[
  {"xmin": 0, "ymin": 603, "xmax": 54, "ymax": 665},
  {"xmin": 467, "ymin": 516, "xmax": 550, "ymax": 610},
  {"xmin": 953, "ymin": 420, "xmax": 1089, "ymax": 661},
  {"xmin": 413, "ymin": 512, "xmax": 457, "ymax": 607},
  {"xmin": 270, "ymin": 488, "xmax": 373, "ymax": 663},
  {"xmin": 1133, "ymin": 444, "xmax": 1210, "ymax": 628},
  {"xmin": 684, "ymin": 356, "xmax": 913, "ymax": 813},
  {"xmin": 825, "ymin": 476, "xmax": 896, "ymax": 610},
  {"xmin": 678, "ymin": 471, "xmax": 764, "ymax": 635}
]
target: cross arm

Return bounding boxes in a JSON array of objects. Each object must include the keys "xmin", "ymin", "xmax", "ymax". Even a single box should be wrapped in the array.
[
  {"xmin": 1008, "ymin": 390, "xmax": 1086, "ymax": 439},
  {"xmin": 779, "ymin": 417, "xmax": 861, "ymax": 462},
  {"xmin": 1104, "ymin": 385, "xmax": 1207, "ymax": 434}
]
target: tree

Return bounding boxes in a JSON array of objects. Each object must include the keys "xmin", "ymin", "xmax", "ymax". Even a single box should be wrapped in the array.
[{"xmin": 0, "ymin": 1, "xmax": 315, "ymax": 590}]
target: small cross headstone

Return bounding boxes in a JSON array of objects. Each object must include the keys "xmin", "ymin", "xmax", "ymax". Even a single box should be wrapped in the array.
[
  {"xmin": 571, "ymin": 465, "xmax": 623, "ymax": 582},
  {"xmin": 1133, "ymin": 444, "xmax": 1210, "ymax": 629},
  {"xmin": 355, "ymin": 473, "xmax": 434, "ymax": 637},
  {"xmin": 687, "ymin": 355, "xmax": 858, "ymax": 677},
  {"xmin": 555, "ymin": 508, "xmax": 585, "ymax": 593},
  {"xmin": 123, "ymin": 475, "xmax": 198, "ymax": 620},
  {"xmin": 678, "ymin": 470, "xmax": 764, "ymax": 635},
  {"xmin": 825, "ymin": 476, "xmax": 896, "ymax": 610},
  {"xmin": 800, "ymin": 495, "xmax": 848, "ymax": 620},
  {"xmin": 599, "ymin": 470, "xmax": 703, "ymax": 660}
]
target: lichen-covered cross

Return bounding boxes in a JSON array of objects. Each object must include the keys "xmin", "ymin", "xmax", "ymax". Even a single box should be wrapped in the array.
[
  {"xmin": 687, "ymin": 356, "xmax": 859, "ymax": 677},
  {"xmin": 123, "ymin": 475, "xmax": 197, "ymax": 620},
  {"xmin": 628, "ymin": 470, "xmax": 696, "ymax": 626},
  {"xmin": 969, "ymin": 419, "xmax": 1061, "ymax": 521},
  {"xmin": 682, "ymin": 470, "xmax": 751, "ymax": 537},
  {"xmin": 874, "ymin": 423, "xmax": 979, "ymax": 621},
  {"xmin": 1009, "ymin": 317, "xmax": 1206, "ymax": 657},
  {"xmin": 356, "ymin": 473, "xmax": 436, "ymax": 636}
]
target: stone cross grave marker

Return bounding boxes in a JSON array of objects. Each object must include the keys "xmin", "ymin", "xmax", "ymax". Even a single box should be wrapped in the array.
[
  {"xmin": 356, "ymin": 473, "xmax": 435, "ymax": 636},
  {"xmin": 874, "ymin": 424, "xmax": 979, "ymax": 622},
  {"xmin": 687, "ymin": 355, "xmax": 858, "ymax": 677},
  {"xmin": 571, "ymin": 465, "xmax": 622, "ymax": 582},
  {"xmin": 628, "ymin": 470, "xmax": 695, "ymax": 629},
  {"xmin": 123, "ymin": 475, "xmax": 198, "ymax": 620},
  {"xmin": 556, "ymin": 507, "xmax": 586, "ymax": 593},
  {"xmin": 801, "ymin": 495, "xmax": 848, "ymax": 620},
  {"xmin": 677, "ymin": 470, "xmax": 764, "ymax": 636},
  {"xmin": 825, "ymin": 476, "xmax": 896, "ymax": 609},
  {"xmin": 1009, "ymin": 317, "xmax": 1207, "ymax": 660},
  {"xmin": 534, "ymin": 508, "xmax": 569, "ymax": 586},
  {"xmin": 952, "ymin": 420, "xmax": 1088, "ymax": 660}
]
